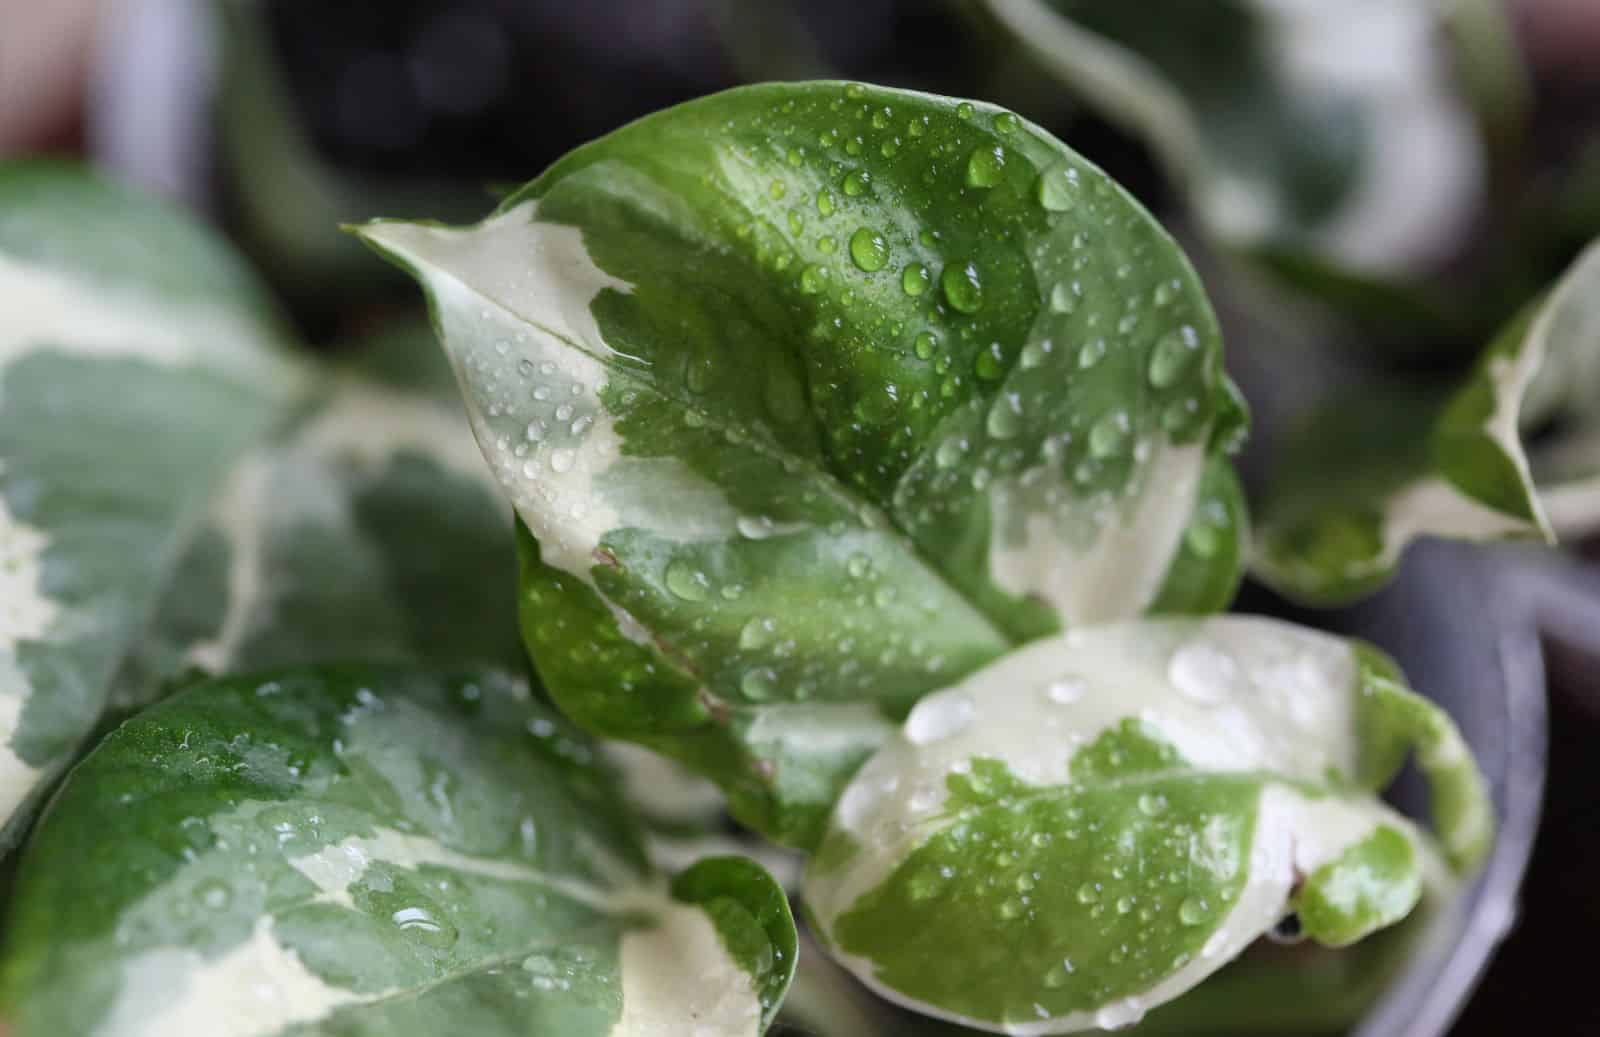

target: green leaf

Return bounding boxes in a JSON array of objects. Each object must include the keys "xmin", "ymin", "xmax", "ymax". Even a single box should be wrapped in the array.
[
  {"xmin": 976, "ymin": 0, "xmax": 1487, "ymax": 278},
  {"xmin": 0, "ymin": 665, "xmax": 796, "ymax": 1037},
  {"xmin": 1255, "ymin": 239, "xmax": 1600, "ymax": 604},
  {"xmin": 0, "ymin": 161, "xmax": 304, "ymax": 851},
  {"xmin": 357, "ymin": 81, "xmax": 1245, "ymax": 848},
  {"xmin": 802, "ymin": 616, "xmax": 1488, "ymax": 1033}
]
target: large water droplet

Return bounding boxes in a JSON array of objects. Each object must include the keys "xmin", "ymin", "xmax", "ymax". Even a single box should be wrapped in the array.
[
  {"xmin": 664, "ymin": 559, "xmax": 711, "ymax": 602},
  {"xmin": 849, "ymin": 227, "xmax": 889, "ymax": 271},
  {"xmin": 1168, "ymin": 639, "xmax": 1236, "ymax": 704},
  {"xmin": 901, "ymin": 263, "xmax": 930, "ymax": 296},
  {"xmin": 904, "ymin": 691, "xmax": 976, "ymax": 745},
  {"xmin": 1148, "ymin": 326, "xmax": 1200, "ymax": 389},
  {"xmin": 942, "ymin": 262, "xmax": 984, "ymax": 313},
  {"xmin": 966, "ymin": 145, "xmax": 1006, "ymax": 188},
  {"xmin": 843, "ymin": 170, "xmax": 871, "ymax": 197}
]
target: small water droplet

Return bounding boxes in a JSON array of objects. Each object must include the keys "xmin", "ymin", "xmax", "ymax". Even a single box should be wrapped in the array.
[
  {"xmin": 956, "ymin": 102, "xmax": 976, "ymax": 121},
  {"xmin": 739, "ymin": 617, "xmax": 776, "ymax": 650},
  {"xmin": 905, "ymin": 691, "xmax": 976, "ymax": 745},
  {"xmin": 799, "ymin": 264, "xmax": 827, "ymax": 294},
  {"xmin": 816, "ymin": 190, "xmax": 836, "ymax": 216},
  {"xmin": 1050, "ymin": 281, "xmax": 1079, "ymax": 313},
  {"xmin": 1036, "ymin": 164, "xmax": 1080, "ymax": 211},
  {"xmin": 1076, "ymin": 882, "xmax": 1100, "ymax": 905},
  {"xmin": 1185, "ymin": 521, "xmax": 1222, "ymax": 558},
  {"xmin": 1168, "ymin": 639, "xmax": 1236, "ymax": 704},
  {"xmin": 1179, "ymin": 897, "xmax": 1209, "ymax": 926},
  {"xmin": 817, "ymin": 234, "xmax": 838, "ymax": 254},
  {"xmin": 193, "ymin": 878, "xmax": 231, "ymax": 910},
  {"xmin": 548, "ymin": 448, "xmax": 575, "ymax": 473},
  {"xmin": 974, "ymin": 342, "xmax": 1005, "ymax": 380},
  {"xmin": 1047, "ymin": 676, "xmax": 1087, "ymax": 704},
  {"xmin": 901, "ymin": 263, "xmax": 931, "ymax": 296},
  {"xmin": 664, "ymin": 559, "xmax": 710, "ymax": 602},
  {"xmin": 849, "ymin": 227, "xmax": 889, "ymax": 271},
  {"xmin": 843, "ymin": 170, "xmax": 871, "ymax": 197},
  {"xmin": 741, "ymin": 668, "xmax": 778, "ymax": 700},
  {"xmin": 1116, "ymin": 895, "xmax": 1135, "ymax": 915},
  {"xmin": 846, "ymin": 553, "xmax": 872, "ymax": 579},
  {"xmin": 392, "ymin": 906, "xmax": 458, "ymax": 948},
  {"xmin": 914, "ymin": 331, "xmax": 938, "ymax": 360},
  {"xmin": 1077, "ymin": 337, "xmax": 1106, "ymax": 369},
  {"xmin": 769, "ymin": 180, "xmax": 788, "ymax": 200},
  {"xmin": 1019, "ymin": 339, "xmax": 1053, "ymax": 369},
  {"xmin": 1089, "ymin": 411, "xmax": 1130, "ymax": 458},
  {"xmin": 1138, "ymin": 793, "xmax": 1168, "ymax": 817},
  {"xmin": 1148, "ymin": 326, "xmax": 1199, "ymax": 388},
  {"xmin": 941, "ymin": 261, "xmax": 985, "ymax": 314},
  {"xmin": 986, "ymin": 393, "xmax": 1023, "ymax": 439},
  {"xmin": 935, "ymin": 436, "xmax": 967, "ymax": 468},
  {"xmin": 966, "ymin": 145, "xmax": 1006, "ymax": 188},
  {"xmin": 1154, "ymin": 280, "xmax": 1179, "ymax": 306}
]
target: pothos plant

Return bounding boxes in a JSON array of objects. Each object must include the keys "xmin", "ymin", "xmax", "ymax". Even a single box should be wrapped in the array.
[{"xmin": 1, "ymin": 77, "xmax": 1544, "ymax": 1036}]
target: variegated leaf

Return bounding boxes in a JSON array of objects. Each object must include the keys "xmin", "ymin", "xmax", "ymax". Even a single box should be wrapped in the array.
[
  {"xmin": 976, "ymin": 0, "xmax": 1488, "ymax": 279},
  {"xmin": 1256, "ymin": 238, "xmax": 1600, "ymax": 603},
  {"xmin": 0, "ymin": 666, "xmax": 796, "ymax": 1037},
  {"xmin": 0, "ymin": 162, "xmax": 304, "ymax": 850},
  {"xmin": 358, "ymin": 81, "xmax": 1247, "ymax": 848},
  {"xmin": 803, "ymin": 617, "xmax": 1489, "ymax": 1034}
]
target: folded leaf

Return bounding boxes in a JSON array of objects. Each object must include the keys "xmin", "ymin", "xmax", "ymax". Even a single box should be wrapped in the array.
[
  {"xmin": 358, "ymin": 81, "xmax": 1246, "ymax": 848},
  {"xmin": 803, "ymin": 616, "xmax": 1488, "ymax": 1034},
  {"xmin": 0, "ymin": 162, "xmax": 304, "ymax": 850},
  {"xmin": 1256, "ymin": 239, "xmax": 1600, "ymax": 603},
  {"xmin": 977, "ymin": 0, "xmax": 1487, "ymax": 277},
  {"xmin": 0, "ymin": 666, "xmax": 796, "ymax": 1037}
]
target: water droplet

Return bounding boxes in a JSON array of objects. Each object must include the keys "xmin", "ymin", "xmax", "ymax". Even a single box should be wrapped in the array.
[
  {"xmin": 905, "ymin": 691, "xmax": 976, "ymax": 745},
  {"xmin": 843, "ymin": 170, "xmax": 871, "ymax": 197},
  {"xmin": 739, "ymin": 617, "xmax": 776, "ymax": 650},
  {"xmin": 392, "ymin": 906, "xmax": 458, "ymax": 948},
  {"xmin": 525, "ymin": 421, "xmax": 545, "ymax": 442},
  {"xmin": 907, "ymin": 117, "xmax": 927, "ymax": 138},
  {"xmin": 1154, "ymin": 280, "xmax": 1179, "ymax": 306},
  {"xmin": 817, "ymin": 234, "xmax": 838, "ymax": 254},
  {"xmin": 787, "ymin": 210, "xmax": 805, "ymax": 235},
  {"xmin": 1116, "ymin": 895, "xmax": 1135, "ymax": 915},
  {"xmin": 846, "ymin": 553, "xmax": 872, "ymax": 579},
  {"xmin": 1047, "ymin": 676, "xmax": 1087, "ymax": 704},
  {"xmin": 741, "ymin": 668, "xmax": 778, "ymax": 700},
  {"xmin": 880, "ymin": 138, "xmax": 899, "ymax": 158},
  {"xmin": 935, "ymin": 436, "xmax": 967, "ymax": 468},
  {"xmin": 1036, "ymin": 164, "xmax": 1080, "ymax": 211},
  {"xmin": 914, "ymin": 331, "xmax": 938, "ymax": 359},
  {"xmin": 816, "ymin": 190, "xmax": 836, "ymax": 216},
  {"xmin": 1148, "ymin": 326, "xmax": 1200, "ymax": 389},
  {"xmin": 998, "ymin": 898, "xmax": 1025, "ymax": 920},
  {"xmin": 850, "ymin": 228, "xmax": 889, "ymax": 271},
  {"xmin": 966, "ymin": 145, "xmax": 1006, "ymax": 188},
  {"xmin": 1162, "ymin": 397, "xmax": 1204, "ymax": 436},
  {"xmin": 1016, "ymin": 873, "xmax": 1036, "ymax": 892},
  {"xmin": 769, "ymin": 180, "xmax": 788, "ymax": 200},
  {"xmin": 993, "ymin": 111, "xmax": 1021, "ymax": 134},
  {"xmin": 901, "ymin": 263, "xmax": 931, "ymax": 296},
  {"xmin": 1050, "ymin": 281, "xmax": 1079, "ymax": 313},
  {"xmin": 1185, "ymin": 521, "xmax": 1222, "ymax": 558},
  {"xmin": 1089, "ymin": 411, "xmax": 1130, "ymax": 458},
  {"xmin": 975, "ymin": 342, "xmax": 1005, "ymax": 380},
  {"xmin": 1019, "ymin": 339, "xmax": 1053, "ymax": 369},
  {"xmin": 799, "ymin": 264, "xmax": 827, "ymax": 294},
  {"xmin": 664, "ymin": 559, "xmax": 710, "ymax": 602},
  {"xmin": 1179, "ymin": 897, "xmax": 1209, "ymax": 926},
  {"xmin": 786, "ymin": 147, "xmax": 803, "ymax": 167},
  {"xmin": 1076, "ymin": 883, "xmax": 1101, "ymax": 905},
  {"xmin": 1138, "ymin": 793, "xmax": 1168, "ymax": 816},
  {"xmin": 1096, "ymin": 998, "xmax": 1146, "ymax": 1030},
  {"xmin": 956, "ymin": 102, "xmax": 976, "ymax": 121},
  {"xmin": 1168, "ymin": 639, "xmax": 1236, "ymax": 704},
  {"xmin": 548, "ymin": 448, "xmax": 575, "ymax": 473},
  {"xmin": 941, "ymin": 262, "xmax": 984, "ymax": 314},
  {"xmin": 1077, "ymin": 337, "xmax": 1106, "ymax": 369},
  {"xmin": 987, "ymin": 393, "xmax": 1023, "ymax": 439},
  {"xmin": 193, "ymin": 878, "xmax": 231, "ymax": 910}
]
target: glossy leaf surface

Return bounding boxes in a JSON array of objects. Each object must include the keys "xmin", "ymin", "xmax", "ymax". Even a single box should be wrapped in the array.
[
  {"xmin": 359, "ymin": 81, "xmax": 1245, "ymax": 847},
  {"xmin": 0, "ymin": 666, "xmax": 796, "ymax": 1037}
]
